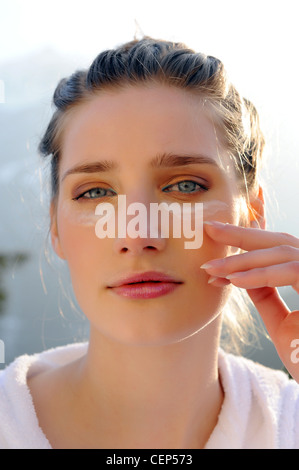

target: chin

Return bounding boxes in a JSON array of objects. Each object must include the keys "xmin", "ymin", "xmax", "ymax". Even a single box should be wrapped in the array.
[{"xmin": 91, "ymin": 312, "xmax": 222, "ymax": 348}]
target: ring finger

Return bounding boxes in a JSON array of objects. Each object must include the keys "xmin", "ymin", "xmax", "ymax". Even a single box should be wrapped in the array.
[{"xmin": 201, "ymin": 245, "xmax": 299, "ymax": 277}]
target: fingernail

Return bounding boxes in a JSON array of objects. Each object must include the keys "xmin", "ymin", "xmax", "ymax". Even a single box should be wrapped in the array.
[
  {"xmin": 225, "ymin": 272, "xmax": 244, "ymax": 279},
  {"xmin": 200, "ymin": 263, "xmax": 214, "ymax": 270},
  {"xmin": 207, "ymin": 276, "xmax": 231, "ymax": 286},
  {"xmin": 208, "ymin": 276, "xmax": 219, "ymax": 284}
]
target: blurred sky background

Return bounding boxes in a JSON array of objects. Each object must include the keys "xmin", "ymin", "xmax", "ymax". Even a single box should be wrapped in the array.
[{"xmin": 0, "ymin": 0, "xmax": 298, "ymax": 368}]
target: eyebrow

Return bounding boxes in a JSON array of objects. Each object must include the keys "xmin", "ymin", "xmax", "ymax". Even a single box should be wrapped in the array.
[{"xmin": 61, "ymin": 152, "xmax": 219, "ymax": 181}]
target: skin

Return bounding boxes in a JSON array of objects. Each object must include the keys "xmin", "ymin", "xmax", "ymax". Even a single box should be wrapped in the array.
[
  {"xmin": 52, "ymin": 85, "xmax": 242, "ymax": 347},
  {"xmin": 28, "ymin": 84, "xmax": 298, "ymax": 449},
  {"xmin": 201, "ymin": 221, "xmax": 299, "ymax": 381}
]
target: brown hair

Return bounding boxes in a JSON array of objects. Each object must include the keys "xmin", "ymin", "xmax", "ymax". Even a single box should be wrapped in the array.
[
  {"xmin": 39, "ymin": 36, "xmax": 266, "ymax": 353},
  {"xmin": 39, "ymin": 36, "xmax": 264, "ymax": 202}
]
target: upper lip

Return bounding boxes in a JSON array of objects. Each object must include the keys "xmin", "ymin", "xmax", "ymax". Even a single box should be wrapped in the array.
[{"xmin": 107, "ymin": 271, "xmax": 183, "ymax": 288}]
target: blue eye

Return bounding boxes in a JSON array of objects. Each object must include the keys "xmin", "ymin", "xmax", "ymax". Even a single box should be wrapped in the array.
[
  {"xmin": 162, "ymin": 180, "xmax": 208, "ymax": 194},
  {"xmin": 75, "ymin": 187, "xmax": 116, "ymax": 200}
]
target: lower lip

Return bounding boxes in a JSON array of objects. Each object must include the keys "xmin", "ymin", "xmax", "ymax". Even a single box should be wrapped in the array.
[{"xmin": 109, "ymin": 281, "xmax": 182, "ymax": 299}]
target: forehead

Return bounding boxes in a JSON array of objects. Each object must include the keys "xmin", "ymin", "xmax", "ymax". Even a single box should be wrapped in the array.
[{"xmin": 59, "ymin": 84, "xmax": 229, "ymax": 173}]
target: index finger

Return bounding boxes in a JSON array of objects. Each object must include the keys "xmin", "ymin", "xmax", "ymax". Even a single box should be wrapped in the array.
[{"xmin": 204, "ymin": 221, "xmax": 299, "ymax": 251}]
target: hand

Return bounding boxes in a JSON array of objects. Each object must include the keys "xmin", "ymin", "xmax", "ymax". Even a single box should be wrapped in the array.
[{"xmin": 201, "ymin": 220, "xmax": 299, "ymax": 383}]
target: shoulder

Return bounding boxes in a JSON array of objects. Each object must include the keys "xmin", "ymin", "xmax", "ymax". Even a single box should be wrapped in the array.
[
  {"xmin": 218, "ymin": 348, "xmax": 293, "ymax": 389},
  {"xmin": 217, "ymin": 349, "xmax": 299, "ymax": 448},
  {"xmin": 0, "ymin": 342, "xmax": 87, "ymax": 449}
]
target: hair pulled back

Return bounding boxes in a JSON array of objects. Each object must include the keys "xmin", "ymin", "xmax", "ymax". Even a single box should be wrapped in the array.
[
  {"xmin": 39, "ymin": 36, "xmax": 266, "ymax": 354},
  {"xmin": 39, "ymin": 36, "xmax": 264, "ymax": 202}
]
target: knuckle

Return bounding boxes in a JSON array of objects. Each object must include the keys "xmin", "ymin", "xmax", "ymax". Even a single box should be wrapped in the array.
[
  {"xmin": 279, "ymin": 232, "xmax": 299, "ymax": 247},
  {"xmin": 278, "ymin": 244, "xmax": 296, "ymax": 258},
  {"xmin": 290, "ymin": 261, "xmax": 299, "ymax": 275}
]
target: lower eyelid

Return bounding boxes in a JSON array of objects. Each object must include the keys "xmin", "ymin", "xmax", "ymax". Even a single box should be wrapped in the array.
[
  {"xmin": 74, "ymin": 188, "xmax": 117, "ymax": 200},
  {"xmin": 74, "ymin": 180, "xmax": 208, "ymax": 199},
  {"xmin": 162, "ymin": 182, "xmax": 208, "ymax": 192}
]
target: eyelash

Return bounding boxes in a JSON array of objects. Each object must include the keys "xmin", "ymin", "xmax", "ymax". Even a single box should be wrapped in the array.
[
  {"xmin": 73, "ymin": 180, "xmax": 208, "ymax": 200},
  {"xmin": 73, "ymin": 187, "xmax": 117, "ymax": 200},
  {"xmin": 162, "ymin": 180, "xmax": 208, "ymax": 194}
]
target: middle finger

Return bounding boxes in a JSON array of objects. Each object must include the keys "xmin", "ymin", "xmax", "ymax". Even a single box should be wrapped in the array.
[{"xmin": 200, "ymin": 245, "xmax": 299, "ymax": 276}]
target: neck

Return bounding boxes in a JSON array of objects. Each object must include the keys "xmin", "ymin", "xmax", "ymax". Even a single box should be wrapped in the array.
[{"xmin": 74, "ymin": 319, "xmax": 224, "ymax": 448}]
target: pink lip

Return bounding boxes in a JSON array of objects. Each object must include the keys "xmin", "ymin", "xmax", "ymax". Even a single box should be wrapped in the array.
[{"xmin": 107, "ymin": 271, "xmax": 183, "ymax": 299}]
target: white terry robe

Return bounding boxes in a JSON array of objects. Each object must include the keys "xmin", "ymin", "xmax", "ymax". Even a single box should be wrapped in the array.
[{"xmin": 0, "ymin": 343, "xmax": 298, "ymax": 449}]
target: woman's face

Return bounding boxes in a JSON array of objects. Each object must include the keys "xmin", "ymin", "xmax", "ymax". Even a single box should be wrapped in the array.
[{"xmin": 52, "ymin": 84, "xmax": 245, "ymax": 346}]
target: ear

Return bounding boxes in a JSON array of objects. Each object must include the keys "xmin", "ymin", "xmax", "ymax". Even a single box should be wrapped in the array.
[
  {"xmin": 247, "ymin": 185, "xmax": 266, "ymax": 230},
  {"xmin": 50, "ymin": 201, "xmax": 66, "ymax": 259}
]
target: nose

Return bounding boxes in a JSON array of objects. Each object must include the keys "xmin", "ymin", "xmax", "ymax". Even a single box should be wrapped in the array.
[{"xmin": 112, "ymin": 194, "xmax": 167, "ymax": 255}]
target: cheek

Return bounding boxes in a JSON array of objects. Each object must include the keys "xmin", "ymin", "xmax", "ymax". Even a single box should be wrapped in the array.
[
  {"xmin": 196, "ymin": 231, "xmax": 231, "ymax": 273},
  {"xmin": 203, "ymin": 200, "xmax": 229, "ymax": 220},
  {"xmin": 186, "ymin": 199, "xmax": 240, "ymax": 279},
  {"xmin": 182, "ymin": 235, "xmax": 232, "ymax": 325},
  {"xmin": 57, "ymin": 220, "xmax": 108, "ymax": 314},
  {"xmin": 57, "ymin": 213, "xmax": 103, "ymax": 274}
]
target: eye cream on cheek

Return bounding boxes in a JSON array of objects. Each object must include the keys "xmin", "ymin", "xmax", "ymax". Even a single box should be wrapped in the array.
[
  {"xmin": 93, "ymin": 198, "xmax": 230, "ymax": 250},
  {"xmin": 61, "ymin": 198, "xmax": 231, "ymax": 252},
  {"xmin": 202, "ymin": 200, "xmax": 229, "ymax": 218},
  {"xmin": 60, "ymin": 202, "xmax": 100, "ymax": 227}
]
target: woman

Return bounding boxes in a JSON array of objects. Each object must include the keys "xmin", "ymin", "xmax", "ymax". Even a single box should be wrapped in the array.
[{"xmin": 0, "ymin": 36, "xmax": 299, "ymax": 449}]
